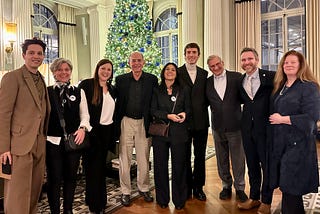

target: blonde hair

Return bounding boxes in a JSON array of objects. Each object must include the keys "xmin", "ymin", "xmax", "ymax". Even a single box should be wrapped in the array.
[
  {"xmin": 50, "ymin": 58, "xmax": 73, "ymax": 72},
  {"xmin": 273, "ymin": 50, "xmax": 319, "ymax": 94}
]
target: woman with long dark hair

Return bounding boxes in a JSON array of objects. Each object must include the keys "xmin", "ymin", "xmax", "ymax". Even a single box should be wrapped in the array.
[
  {"xmin": 78, "ymin": 59, "xmax": 116, "ymax": 214},
  {"xmin": 150, "ymin": 62, "xmax": 191, "ymax": 210}
]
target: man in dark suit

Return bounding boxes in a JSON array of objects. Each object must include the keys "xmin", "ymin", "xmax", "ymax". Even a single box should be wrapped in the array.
[
  {"xmin": 0, "ymin": 38, "xmax": 51, "ymax": 214},
  {"xmin": 206, "ymin": 55, "xmax": 248, "ymax": 203},
  {"xmin": 237, "ymin": 47, "xmax": 275, "ymax": 214},
  {"xmin": 115, "ymin": 51, "xmax": 158, "ymax": 206},
  {"xmin": 178, "ymin": 43, "xmax": 209, "ymax": 201}
]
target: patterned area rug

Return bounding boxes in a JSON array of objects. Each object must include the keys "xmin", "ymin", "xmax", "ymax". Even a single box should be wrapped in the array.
[
  {"xmin": 37, "ymin": 145, "xmax": 215, "ymax": 213},
  {"xmin": 273, "ymin": 190, "xmax": 320, "ymax": 214}
]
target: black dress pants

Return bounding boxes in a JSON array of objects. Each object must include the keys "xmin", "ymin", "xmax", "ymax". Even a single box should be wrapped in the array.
[
  {"xmin": 46, "ymin": 141, "xmax": 82, "ymax": 214},
  {"xmin": 83, "ymin": 124, "xmax": 113, "ymax": 212},
  {"xmin": 153, "ymin": 135, "xmax": 187, "ymax": 207},
  {"xmin": 186, "ymin": 129, "xmax": 208, "ymax": 194},
  {"xmin": 241, "ymin": 132, "xmax": 273, "ymax": 204},
  {"xmin": 282, "ymin": 192, "xmax": 305, "ymax": 214}
]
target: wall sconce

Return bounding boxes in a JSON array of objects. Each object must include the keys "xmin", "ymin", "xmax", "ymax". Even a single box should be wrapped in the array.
[{"xmin": 4, "ymin": 22, "xmax": 17, "ymax": 54}]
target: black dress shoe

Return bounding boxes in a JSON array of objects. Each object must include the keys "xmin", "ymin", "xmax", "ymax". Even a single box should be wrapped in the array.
[
  {"xmin": 63, "ymin": 210, "xmax": 73, "ymax": 214},
  {"xmin": 219, "ymin": 188, "xmax": 232, "ymax": 200},
  {"xmin": 139, "ymin": 191, "xmax": 154, "ymax": 202},
  {"xmin": 236, "ymin": 190, "xmax": 248, "ymax": 203},
  {"xmin": 175, "ymin": 204, "xmax": 185, "ymax": 210},
  {"xmin": 121, "ymin": 194, "xmax": 131, "ymax": 206},
  {"xmin": 193, "ymin": 188, "xmax": 207, "ymax": 201},
  {"xmin": 157, "ymin": 203, "xmax": 168, "ymax": 209}
]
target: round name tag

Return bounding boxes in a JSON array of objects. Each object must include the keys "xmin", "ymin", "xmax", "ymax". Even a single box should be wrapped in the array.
[
  {"xmin": 69, "ymin": 95, "xmax": 76, "ymax": 101},
  {"xmin": 171, "ymin": 96, "xmax": 176, "ymax": 102}
]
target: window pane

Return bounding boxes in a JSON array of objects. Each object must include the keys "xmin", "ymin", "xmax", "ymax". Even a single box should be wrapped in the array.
[
  {"xmin": 287, "ymin": 15, "xmax": 304, "ymax": 52},
  {"xmin": 287, "ymin": 0, "xmax": 303, "ymax": 9},
  {"xmin": 172, "ymin": 34, "xmax": 178, "ymax": 64},
  {"xmin": 261, "ymin": 1, "xmax": 268, "ymax": 13},
  {"xmin": 262, "ymin": 48, "xmax": 269, "ymax": 65},
  {"xmin": 155, "ymin": 19, "xmax": 163, "ymax": 32},
  {"xmin": 269, "ymin": 18, "xmax": 282, "ymax": 34},
  {"xmin": 33, "ymin": 3, "xmax": 58, "ymax": 85},
  {"xmin": 155, "ymin": 8, "xmax": 178, "ymax": 65},
  {"xmin": 270, "ymin": 33, "xmax": 282, "ymax": 48}
]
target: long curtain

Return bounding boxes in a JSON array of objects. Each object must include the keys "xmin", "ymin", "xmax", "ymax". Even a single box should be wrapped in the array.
[
  {"xmin": 235, "ymin": 0, "xmax": 261, "ymax": 72},
  {"xmin": 306, "ymin": 0, "xmax": 320, "ymax": 82},
  {"xmin": 58, "ymin": 4, "xmax": 78, "ymax": 83}
]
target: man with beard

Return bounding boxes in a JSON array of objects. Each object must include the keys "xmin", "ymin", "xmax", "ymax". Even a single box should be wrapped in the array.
[{"xmin": 237, "ymin": 47, "xmax": 274, "ymax": 214}]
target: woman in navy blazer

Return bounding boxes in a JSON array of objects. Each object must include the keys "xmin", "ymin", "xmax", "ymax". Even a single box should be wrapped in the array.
[
  {"xmin": 269, "ymin": 50, "xmax": 320, "ymax": 214},
  {"xmin": 78, "ymin": 59, "xmax": 117, "ymax": 214},
  {"xmin": 150, "ymin": 62, "xmax": 191, "ymax": 210}
]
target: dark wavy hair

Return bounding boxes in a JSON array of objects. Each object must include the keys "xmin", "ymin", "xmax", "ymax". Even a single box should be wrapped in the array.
[
  {"xmin": 92, "ymin": 59, "xmax": 114, "ymax": 105},
  {"xmin": 159, "ymin": 62, "xmax": 180, "ymax": 89},
  {"xmin": 21, "ymin": 37, "xmax": 46, "ymax": 54}
]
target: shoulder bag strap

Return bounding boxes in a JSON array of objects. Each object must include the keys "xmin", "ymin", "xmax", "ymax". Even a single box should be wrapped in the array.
[
  {"xmin": 52, "ymin": 89, "xmax": 68, "ymax": 140},
  {"xmin": 171, "ymin": 91, "xmax": 179, "ymax": 113}
]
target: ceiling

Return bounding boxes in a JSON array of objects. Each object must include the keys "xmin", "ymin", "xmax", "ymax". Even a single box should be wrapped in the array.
[{"xmin": 50, "ymin": 0, "xmax": 103, "ymax": 9}]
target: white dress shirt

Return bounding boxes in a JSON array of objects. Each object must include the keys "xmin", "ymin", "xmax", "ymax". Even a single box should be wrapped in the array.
[
  {"xmin": 243, "ymin": 68, "xmax": 260, "ymax": 99},
  {"xmin": 213, "ymin": 70, "xmax": 227, "ymax": 100},
  {"xmin": 186, "ymin": 63, "xmax": 197, "ymax": 84}
]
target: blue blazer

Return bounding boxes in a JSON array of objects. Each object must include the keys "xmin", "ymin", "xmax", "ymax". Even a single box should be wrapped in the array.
[{"xmin": 268, "ymin": 80, "xmax": 320, "ymax": 195}]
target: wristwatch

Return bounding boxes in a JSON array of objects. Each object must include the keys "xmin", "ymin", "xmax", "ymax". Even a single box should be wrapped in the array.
[{"xmin": 79, "ymin": 126, "xmax": 87, "ymax": 132}]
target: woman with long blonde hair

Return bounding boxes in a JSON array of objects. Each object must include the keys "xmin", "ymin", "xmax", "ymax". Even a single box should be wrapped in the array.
[{"xmin": 269, "ymin": 50, "xmax": 320, "ymax": 214}]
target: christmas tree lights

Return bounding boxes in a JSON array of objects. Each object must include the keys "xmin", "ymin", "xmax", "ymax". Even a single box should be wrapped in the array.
[{"xmin": 105, "ymin": 0, "xmax": 162, "ymax": 78}]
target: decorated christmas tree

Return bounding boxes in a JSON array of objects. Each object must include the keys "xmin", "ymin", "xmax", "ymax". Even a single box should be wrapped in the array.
[{"xmin": 105, "ymin": 0, "xmax": 162, "ymax": 78}]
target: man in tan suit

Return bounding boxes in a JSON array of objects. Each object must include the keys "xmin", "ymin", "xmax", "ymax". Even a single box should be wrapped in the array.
[{"xmin": 0, "ymin": 38, "xmax": 51, "ymax": 214}]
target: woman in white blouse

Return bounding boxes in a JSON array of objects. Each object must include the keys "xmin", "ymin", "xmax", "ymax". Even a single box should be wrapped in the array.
[{"xmin": 78, "ymin": 59, "xmax": 117, "ymax": 214}]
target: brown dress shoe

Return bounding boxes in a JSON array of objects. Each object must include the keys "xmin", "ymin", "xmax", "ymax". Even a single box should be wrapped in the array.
[
  {"xmin": 257, "ymin": 203, "xmax": 271, "ymax": 214},
  {"xmin": 237, "ymin": 199, "xmax": 261, "ymax": 209}
]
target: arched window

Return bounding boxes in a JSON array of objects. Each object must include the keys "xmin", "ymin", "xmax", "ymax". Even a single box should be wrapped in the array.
[
  {"xmin": 155, "ymin": 8, "xmax": 178, "ymax": 65},
  {"xmin": 32, "ymin": 3, "xmax": 58, "ymax": 84},
  {"xmin": 261, "ymin": 0, "xmax": 305, "ymax": 71}
]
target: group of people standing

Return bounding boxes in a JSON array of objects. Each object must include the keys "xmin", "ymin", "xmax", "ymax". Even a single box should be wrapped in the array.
[
  {"xmin": 206, "ymin": 48, "xmax": 320, "ymax": 214},
  {"xmin": 0, "ymin": 37, "xmax": 319, "ymax": 214}
]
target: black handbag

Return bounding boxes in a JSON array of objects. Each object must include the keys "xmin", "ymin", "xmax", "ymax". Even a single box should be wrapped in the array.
[
  {"xmin": 52, "ymin": 87, "xmax": 90, "ymax": 151},
  {"xmin": 148, "ymin": 120, "xmax": 169, "ymax": 137},
  {"xmin": 148, "ymin": 91, "xmax": 179, "ymax": 137},
  {"xmin": 65, "ymin": 131, "xmax": 90, "ymax": 152}
]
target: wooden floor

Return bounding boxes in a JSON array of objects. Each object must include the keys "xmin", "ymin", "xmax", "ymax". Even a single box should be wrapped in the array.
[{"xmin": 113, "ymin": 134, "xmax": 285, "ymax": 214}]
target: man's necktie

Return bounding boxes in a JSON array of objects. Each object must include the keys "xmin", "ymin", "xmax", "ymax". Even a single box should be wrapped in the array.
[{"xmin": 246, "ymin": 76, "xmax": 253, "ymax": 99}]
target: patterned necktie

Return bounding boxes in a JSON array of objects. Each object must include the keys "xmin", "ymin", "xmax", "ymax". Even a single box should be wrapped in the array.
[{"xmin": 246, "ymin": 76, "xmax": 253, "ymax": 99}]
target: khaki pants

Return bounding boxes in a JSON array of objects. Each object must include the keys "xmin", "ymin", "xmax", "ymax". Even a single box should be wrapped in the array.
[
  {"xmin": 119, "ymin": 116, "xmax": 151, "ymax": 194},
  {"xmin": 4, "ymin": 135, "xmax": 46, "ymax": 214}
]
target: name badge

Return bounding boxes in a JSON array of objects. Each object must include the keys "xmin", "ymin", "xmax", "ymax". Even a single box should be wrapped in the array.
[{"xmin": 69, "ymin": 95, "xmax": 76, "ymax": 101}]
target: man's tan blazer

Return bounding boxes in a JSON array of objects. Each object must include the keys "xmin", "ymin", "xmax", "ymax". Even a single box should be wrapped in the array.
[{"xmin": 0, "ymin": 65, "xmax": 51, "ymax": 155}]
